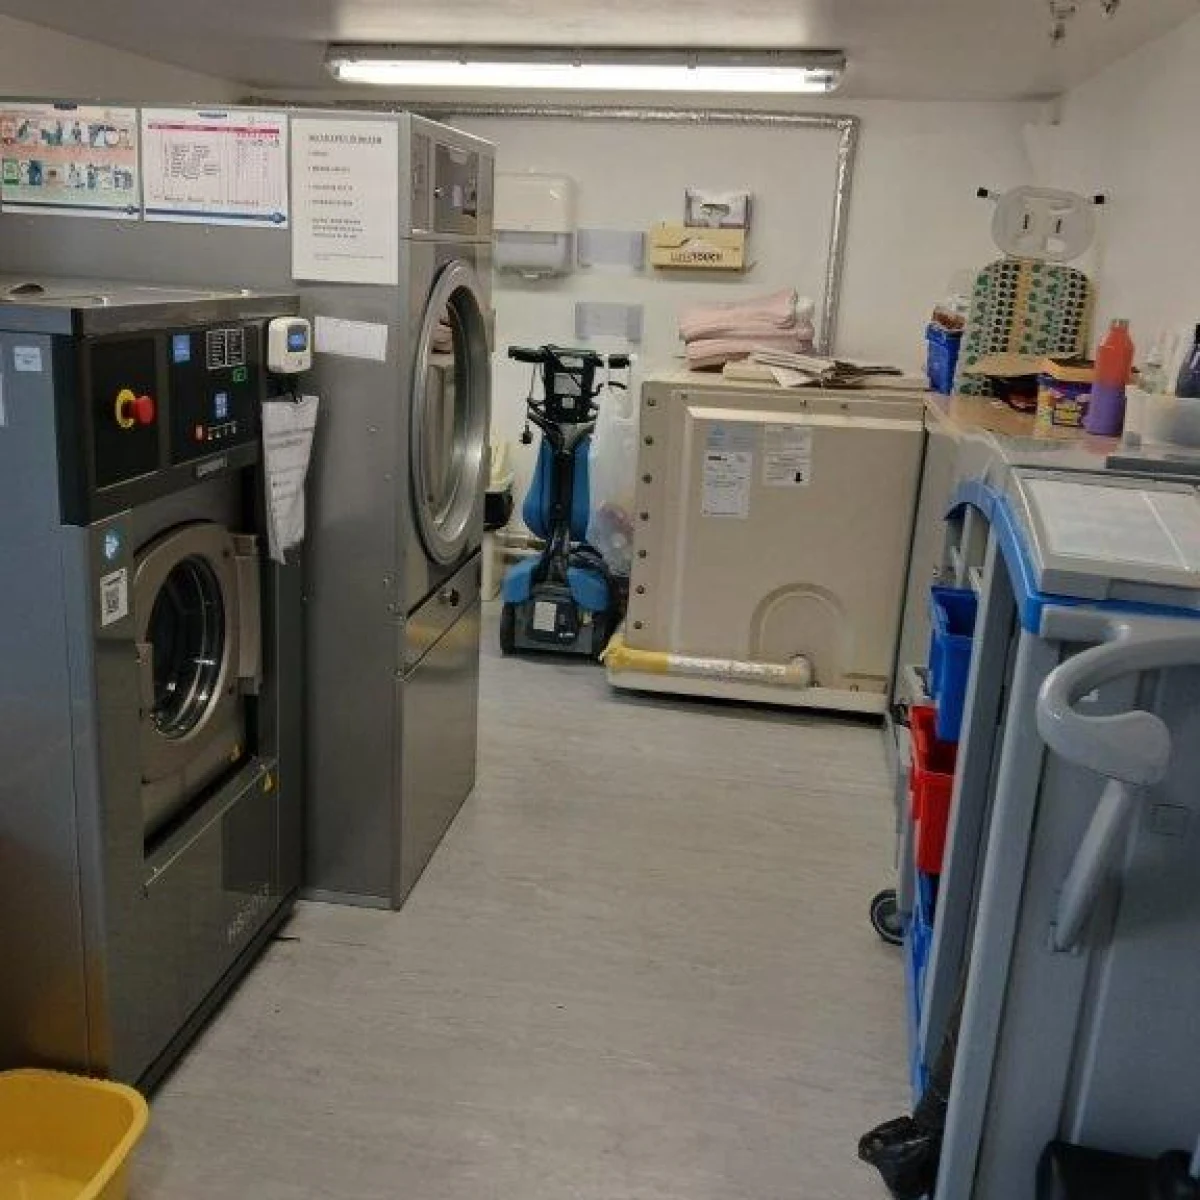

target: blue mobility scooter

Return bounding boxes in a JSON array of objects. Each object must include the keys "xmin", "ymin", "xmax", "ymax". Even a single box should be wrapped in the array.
[{"xmin": 500, "ymin": 344, "xmax": 630, "ymax": 658}]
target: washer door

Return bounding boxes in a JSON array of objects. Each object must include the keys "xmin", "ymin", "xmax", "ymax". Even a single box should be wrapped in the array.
[
  {"xmin": 411, "ymin": 260, "xmax": 491, "ymax": 567},
  {"xmin": 135, "ymin": 522, "xmax": 260, "ymax": 839}
]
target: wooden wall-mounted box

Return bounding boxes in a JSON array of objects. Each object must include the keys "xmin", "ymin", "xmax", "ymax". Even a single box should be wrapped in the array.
[{"xmin": 648, "ymin": 223, "xmax": 746, "ymax": 271}]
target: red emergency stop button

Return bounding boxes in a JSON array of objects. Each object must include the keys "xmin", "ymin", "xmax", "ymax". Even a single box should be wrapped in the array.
[{"xmin": 134, "ymin": 394, "xmax": 156, "ymax": 426}]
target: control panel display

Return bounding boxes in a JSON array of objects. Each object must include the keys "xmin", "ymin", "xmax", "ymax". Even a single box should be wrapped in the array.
[{"xmin": 170, "ymin": 322, "xmax": 261, "ymax": 463}]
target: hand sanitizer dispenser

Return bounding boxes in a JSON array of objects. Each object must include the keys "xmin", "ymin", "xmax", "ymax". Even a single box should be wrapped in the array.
[{"xmin": 494, "ymin": 173, "xmax": 576, "ymax": 279}]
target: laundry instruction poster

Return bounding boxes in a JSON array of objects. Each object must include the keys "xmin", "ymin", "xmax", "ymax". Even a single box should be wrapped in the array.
[
  {"xmin": 141, "ymin": 108, "xmax": 288, "ymax": 226},
  {"xmin": 291, "ymin": 118, "xmax": 399, "ymax": 285},
  {"xmin": 0, "ymin": 103, "xmax": 139, "ymax": 218}
]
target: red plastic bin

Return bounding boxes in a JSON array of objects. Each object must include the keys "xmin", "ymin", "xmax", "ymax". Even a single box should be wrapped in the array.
[{"xmin": 909, "ymin": 705, "xmax": 958, "ymax": 874}]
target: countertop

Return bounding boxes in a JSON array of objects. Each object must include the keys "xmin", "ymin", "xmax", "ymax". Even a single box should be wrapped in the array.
[{"xmin": 924, "ymin": 391, "xmax": 1120, "ymax": 474}]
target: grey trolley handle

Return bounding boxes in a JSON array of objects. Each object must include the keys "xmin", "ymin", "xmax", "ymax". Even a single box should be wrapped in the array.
[{"xmin": 1037, "ymin": 630, "xmax": 1200, "ymax": 952}]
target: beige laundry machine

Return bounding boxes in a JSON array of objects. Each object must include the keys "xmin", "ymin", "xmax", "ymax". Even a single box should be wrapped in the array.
[{"xmin": 608, "ymin": 371, "xmax": 925, "ymax": 713}]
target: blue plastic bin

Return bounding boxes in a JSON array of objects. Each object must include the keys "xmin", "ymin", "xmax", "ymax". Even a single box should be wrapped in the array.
[
  {"xmin": 904, "ymin": 872, "xmax": 939, "ymax": 1102},
  {"xmin": 929, "ymin": 586, "xmax": 978, "ymax": 742},
  {"xmin": 926, "ymin": 324, "xmax": 962, "ymax": 395}
]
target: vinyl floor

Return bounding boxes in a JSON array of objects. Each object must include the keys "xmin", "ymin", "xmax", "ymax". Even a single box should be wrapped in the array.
[{"xmin": 135, "ymin": 614, "xmax": 908, "ymax": 1198}]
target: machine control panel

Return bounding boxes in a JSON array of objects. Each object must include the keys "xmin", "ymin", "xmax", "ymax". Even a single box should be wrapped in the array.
[
  {"xmin": 168, "ymin": 323, "xmax": 262, "ymax": 463},
  {"xmin": 87, "ymin": 321, "xmax": 265, "ymax": 493}
]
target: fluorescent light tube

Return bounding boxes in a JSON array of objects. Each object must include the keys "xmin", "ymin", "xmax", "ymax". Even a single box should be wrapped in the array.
[{"xmin": 325, "ymin": 48, "xmax": 845, "ymax": 95}]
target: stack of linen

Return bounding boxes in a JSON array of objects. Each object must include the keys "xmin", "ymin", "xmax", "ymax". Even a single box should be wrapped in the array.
[{"xmin": 679, "ymin": 289, "xmax": 816, "ymax": 370}]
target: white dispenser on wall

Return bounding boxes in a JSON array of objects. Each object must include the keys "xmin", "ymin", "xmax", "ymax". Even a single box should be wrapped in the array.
[{"xmin": 494, "ymin": 173, "xmax": 576, "ymax": 278}]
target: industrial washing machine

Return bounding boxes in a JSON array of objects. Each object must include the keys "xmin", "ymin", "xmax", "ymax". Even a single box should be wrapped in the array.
[
  {"xmin": 306, "ymin": 115, "xmax": 493, "ymax": 908},
  {"xmin": 0, "ymin": 278, "xmax": 304, "ymax": 1086}
]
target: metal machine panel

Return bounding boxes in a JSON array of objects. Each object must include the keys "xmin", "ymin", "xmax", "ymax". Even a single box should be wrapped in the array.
[
  {"xmin": 0, "ymin": 332, "xmax": 91, "ymax": 1071},
  {"xmin": 302, "ymin": 283, "xmax": 408, "ymax": 907},
  {"xmin": 396, "ymin": 588, "xmax": 482, "ymax": 902},
  {"xmin": 404, "ymin": 553, "xmax": 482, "ymax": 671},
  {"xmin": 304, "ymin": 116, "xmax": 492, "ymax": 910}
]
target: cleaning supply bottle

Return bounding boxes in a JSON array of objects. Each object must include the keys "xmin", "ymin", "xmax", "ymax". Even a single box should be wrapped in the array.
[
  {"xmin": 1175, "ymin": 324, "xmax": 1200, "ymax": 398},
  {"xmin": 1140, "ymin": 334, "xmax": 1170, "ymax": 395},
  {"xmin": 1084, "ymin": 318, "xmax": 1135, "ymax": 435}
]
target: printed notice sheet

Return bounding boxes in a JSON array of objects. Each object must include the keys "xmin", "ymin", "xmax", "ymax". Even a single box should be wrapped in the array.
[
  {"xmin": 141, "ymin": 108, "xmax": 288, "ymax": 226},
  {"xmin": 702, "ymin": 423, "xmax": 755, "ymax": 518},
  {"xmin": 0, "ymin": 104, "xmax": 139, "ymax": 217},
  {"xmin": 291, "ymin": 118, "xmax": 399, "ymax": 285},
  {"xmin": 262, "ymin": 395, "xmax": 320, "ymax": 563},
  {"xmin": 763, "ymin": 424, "xmax": 814, "ymax": 487}
]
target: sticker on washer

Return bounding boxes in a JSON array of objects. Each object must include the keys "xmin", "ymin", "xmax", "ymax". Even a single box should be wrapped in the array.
[
  {"xmin": 705, "ymin": 422, "xmax": 757, "ymax": 455},
  {"xmin": 12, "ymin": 346, "xmax": 42, "ymax": 373},
  {"xmin": 532, "ymin": 599, "xmax": 559, "ymax": 633},
  {"xmin": 702, "ymin": 450, "xmax": 753, "ymax": 518},
  {"xmin": 99, "ymin": 568, "xmax": 129, "ymax": 627},
  {"xmin": 763, "ymin": 423, "xmax": 814, "ymax": 487}
]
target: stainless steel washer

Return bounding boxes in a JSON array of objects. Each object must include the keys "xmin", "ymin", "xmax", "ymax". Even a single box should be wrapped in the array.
[{"xmin": 0, "ymin": 279, "xmax": 304, "ymax": 1086}]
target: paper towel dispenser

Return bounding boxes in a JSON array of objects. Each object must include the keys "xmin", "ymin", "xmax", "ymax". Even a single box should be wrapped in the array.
[{"xmin": 494, "ymin": 173, "xmax": 576, "ymax": 278}]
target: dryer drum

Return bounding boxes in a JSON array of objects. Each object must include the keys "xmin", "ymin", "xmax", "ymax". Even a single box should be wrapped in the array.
[{"xmin": 411, "ymin": 259, "xmax": 491, "ymax": 568}]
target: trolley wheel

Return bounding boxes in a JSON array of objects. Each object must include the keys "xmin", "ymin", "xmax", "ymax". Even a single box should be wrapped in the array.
[
  {"xmin": 870, "ymin": 888, "xmax": 904, "ymax": 946},
  {"xmin": 499, "ymin": 603, "xmax": 517, "ymax": 655}
]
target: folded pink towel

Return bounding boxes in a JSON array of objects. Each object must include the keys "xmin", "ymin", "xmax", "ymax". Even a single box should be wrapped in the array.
[
  {"xmin": 686, "ymin": 330, "xmax": 814, "ymax": 371},
  {"xmin": 679, "ymin": 289, "xmax": 799, "ymax": 342}
]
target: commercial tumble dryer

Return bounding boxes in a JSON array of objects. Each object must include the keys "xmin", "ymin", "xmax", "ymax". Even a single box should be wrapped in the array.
[
  {"xmin": 305, "ymin": 115, "xmax": 493, "ymax": 908},
  {"xmin": 0, "ymin": 278, "xmax": 304, "ymax": 1086}
]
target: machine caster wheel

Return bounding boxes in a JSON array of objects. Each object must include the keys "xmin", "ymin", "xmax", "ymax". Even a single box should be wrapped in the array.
[
  {"xmin": 499, "ymin": 603, "xmax": 517, "ymax": 655},
  {"xmin": 870, "ymin": 888, "xmax": 904, "ymax": 946}
]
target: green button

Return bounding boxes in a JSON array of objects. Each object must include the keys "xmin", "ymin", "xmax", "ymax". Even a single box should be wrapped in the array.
[{"xmin": 232, "ymin": 366, "xmax": 248, "ymax": 383}]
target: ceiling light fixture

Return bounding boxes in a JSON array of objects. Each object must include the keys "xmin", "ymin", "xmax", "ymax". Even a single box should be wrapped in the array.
[{"xmin": 325, "ymin": 45, "xmax": 846, "ymax": 95}]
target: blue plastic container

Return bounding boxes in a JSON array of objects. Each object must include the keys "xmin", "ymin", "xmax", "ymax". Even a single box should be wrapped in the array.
[
  {"xmin": 929, "ymin": 586, "xmax": 978, "ymax": 742},
  {"xmin": 904, "ymin": 872, "xmax": 939, "ymax": 1102},
  {"xmin": 926, "ymin": 324, "xmax": 963, "ymax": 395}
]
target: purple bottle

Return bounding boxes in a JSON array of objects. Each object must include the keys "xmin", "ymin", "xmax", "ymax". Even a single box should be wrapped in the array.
[{"xmin": 1084, "ymin": 319, "xmax": 1135, "ymax": 436}]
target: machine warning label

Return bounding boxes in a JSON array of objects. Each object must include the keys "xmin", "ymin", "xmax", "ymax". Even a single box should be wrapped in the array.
[
  {"xmin": 12, "ymin": 346, "xmax": 42, "ymax": 373},
  {"xmin": 763, "ymin": 424, "xmax": 814, "ymax": 487},
  {"xmin": 532, "ymin": 600, "xmax": 559, "ymax": 634},
  {"xmin": 702, "ymin": 450, "xmax": 753, "ymax": 519},
  {"xmin": 99, "ymin": 568, "xmax": 129, "ymax": 627}
]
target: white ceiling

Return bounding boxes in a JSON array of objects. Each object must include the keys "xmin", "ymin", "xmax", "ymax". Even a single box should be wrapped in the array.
[{"xmin": 0, "ymin": 0, "xmax": 1195, "ymax": 100}]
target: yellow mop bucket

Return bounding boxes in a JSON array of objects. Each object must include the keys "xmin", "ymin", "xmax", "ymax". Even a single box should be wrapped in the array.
[{"xmin": 0, "ymin": 1070, "xmax": 148, "ymax": 1200}]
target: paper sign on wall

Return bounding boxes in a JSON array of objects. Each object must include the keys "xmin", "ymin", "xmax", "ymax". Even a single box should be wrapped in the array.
[
  {"xmin": 763, "ymin": 424, "xmax": 814, "ymax": 487},
  {"xmin": 0, "ymin": 103, "xmax": 139, "ymax": 218},
  {"xmin": 291, "ymin": 119, "xmax": 399, "ymax": 286},
  {"xmin": 141, "ymin": 108, "xmax": 288, "ymax": 227}
]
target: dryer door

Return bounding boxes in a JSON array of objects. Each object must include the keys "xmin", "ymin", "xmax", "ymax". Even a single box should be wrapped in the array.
[
  {"xmin": 411, "ymin": 259, "xmax": 491, "ymax": 567},
  {"xmin": 134, "ymin": 522, "xmax": 261, "ymax": 840}
]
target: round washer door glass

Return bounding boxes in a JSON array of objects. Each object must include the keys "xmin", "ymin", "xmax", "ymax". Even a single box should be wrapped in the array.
[
  {"xmin": 147, "ymin": 554, "xmax": 226, "ymax": 739},
  {"xmin": 412, "ymin": 260, "xmax": 490, "ymax": 566}
]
